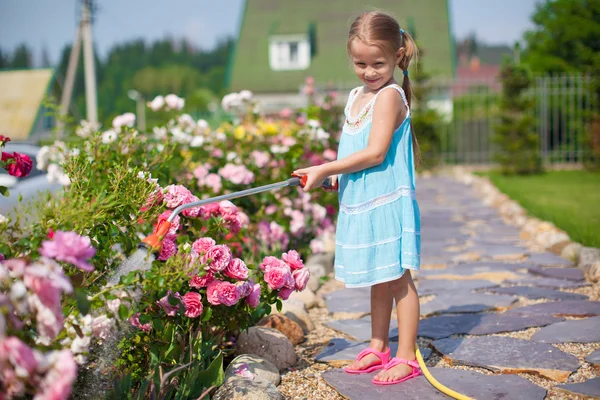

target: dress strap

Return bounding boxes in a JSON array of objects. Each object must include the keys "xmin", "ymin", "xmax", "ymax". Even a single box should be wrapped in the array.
[{"xmin": 376, "ymin": 84, "xmax": 410, "ymax": 115}]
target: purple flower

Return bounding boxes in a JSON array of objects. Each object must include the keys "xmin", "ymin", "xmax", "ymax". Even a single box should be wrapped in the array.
[
  {"xmin": 156, "ymin": 290, "xmax": 180, "ymax": 317},
  {"xmin": 39, "ymin": 231, "xmax": 96, "ymax": 272}
]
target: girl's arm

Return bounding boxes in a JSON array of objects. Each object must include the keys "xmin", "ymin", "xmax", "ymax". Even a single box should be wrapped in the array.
[{"xmin": 294, "ymin": 88, "xmax": 406, "ymax": 190}]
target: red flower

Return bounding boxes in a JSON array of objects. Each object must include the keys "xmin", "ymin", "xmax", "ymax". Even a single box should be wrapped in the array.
[
  {"xmin": 47, "ymin": 228, "xmax": 55, "ymax": 239},
  {"xmin": 2, "ymin": 151, "xmax": 33, "ymax": 178},
  {"xmin": 0, "ymin": 135, "xmax": 10, "ymax": 146}
]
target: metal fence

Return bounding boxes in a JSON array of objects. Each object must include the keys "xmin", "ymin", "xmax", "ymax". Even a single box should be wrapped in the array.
[{"xmin": 429, "ymin": 74, "xmax": 595, "ymax": 166}]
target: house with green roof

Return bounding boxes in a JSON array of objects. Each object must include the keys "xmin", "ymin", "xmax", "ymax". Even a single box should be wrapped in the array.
[{"xmin": 226, "ymin": 0, "xmax": 455, "ymax": 111}]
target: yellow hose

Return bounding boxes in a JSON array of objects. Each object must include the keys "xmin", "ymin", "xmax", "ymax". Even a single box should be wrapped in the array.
[{"xmin": 415, "ymin": 346, "xmax": 473, "ymax": 400}]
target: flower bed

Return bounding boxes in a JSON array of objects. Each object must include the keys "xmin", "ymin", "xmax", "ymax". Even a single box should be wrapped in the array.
[{"xmin": 0, "ymin": 90, "xmax": 341, "ymax": 399}]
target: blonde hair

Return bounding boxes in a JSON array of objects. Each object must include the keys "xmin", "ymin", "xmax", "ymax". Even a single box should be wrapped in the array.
[{"xmin": 347, "ymin": 11, "xmax": 421, "ymax": 164}]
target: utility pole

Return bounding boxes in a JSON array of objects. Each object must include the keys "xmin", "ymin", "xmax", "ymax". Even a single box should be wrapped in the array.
[{"xmin": 58, "ymin": 0, "xmax": 98, "ymax": 135}]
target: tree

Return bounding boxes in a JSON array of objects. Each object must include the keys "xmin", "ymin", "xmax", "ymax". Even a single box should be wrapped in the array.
[
  {"xmin": 523, "ymin": 0, "xmax": 600, "ymax": 169},
  {"xmin": 493, "ymin": 58, "xmax": 542, "ymax": 175},
  {"xmin": 9, "ymin": 43, "xmax": 33, "ymax": 68}
]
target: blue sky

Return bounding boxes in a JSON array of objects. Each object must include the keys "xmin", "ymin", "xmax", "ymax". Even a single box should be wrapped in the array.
[{"xmin": 0, "ymin": 0, "xmax": 540, "ymax": 66}]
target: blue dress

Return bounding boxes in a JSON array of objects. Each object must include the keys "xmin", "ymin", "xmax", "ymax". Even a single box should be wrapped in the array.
[{"xmin": 334, "ymin": 84, "xmax": 421, "ymax": 288}]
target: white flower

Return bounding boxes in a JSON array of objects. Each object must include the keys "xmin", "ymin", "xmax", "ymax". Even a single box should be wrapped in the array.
[
  {"xmin": 307, "ymin": 119, "xmax": 320, "ymax": 129},
  {"xmin": 58, "ymin": 174, "xmax": 71, "ymax": 186},
  {"xmin": 165, "ymin": 94, "xmax": 185, "ymax": 111},
  {"xmin": 239, "ymin": 90, "xmax": 253, "ymax": 102},
  {"xmin": 170, "ymin": 127, "xmax": 192, "ymax": 144},
  {"xmin": 76, "ymin": 120, "xmax": 100, "ymax": 138},
  {"xmin": 107, "ymin": 299, "xmax": 121, "ymax": 316},
  {"xmin": 36, "ymin": 146, "xmax": 51, "ymax": 171},
  {"xmin": 148, "ymin": 95, "xmax": 165, "ymax": 111},
  {"xmin": 112, "ymin": 113, "xmax": 136, "ymax": 130},
  {"xmin": 153, "ymin": 126, "xmax": 167, "ymax": 140},
  {"xmin": 101, "ymin": 129, "xmax": 118, "ymax": 144},
  {"xmin": 270, "ymin": 145, "xmax": 289, "ymax": 154},
  {"xmin": 0, "ymin": 213, "xmax": 7, "ymax": 225},
  {"xmin": 177, "ymin": 114, "xmax": 195, "ymax": 129},
  {"xmin": 190, "ymin": 136, "xmax": 205, "ymax": 148},
  {"xmin": 91, "ymin": 315, "xmax": 114, "ymax": 340},
  {"xmin": 226, "ymin": 152, "xmax": 238, "ymax": 162},
  {"xmin": 10, "ymin": 280, "xmax": 27, "ymax": 301},
  {"xmin": 197, "ymin": 119, "xmax": 209, "ymax": 131},
  {"xmin": 221, "ymin": 93, "xmax": 241, "ymax": 111},
  {"xmin": 46, "ymin": 164, "xmax": 71, "ymax": 186},
  {"xmin": 316, "ymin": 128, "xmax": 330, "ymax": 141}
]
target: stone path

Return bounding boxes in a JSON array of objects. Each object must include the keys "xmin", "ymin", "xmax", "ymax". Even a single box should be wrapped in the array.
[{"xmin": 315, "ymin": 176, "xmax": 600, "ymax": 399}]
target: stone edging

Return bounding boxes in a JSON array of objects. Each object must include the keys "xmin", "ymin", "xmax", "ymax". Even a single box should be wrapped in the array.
[{"xmin": 451, "ymin": 167, "xmax": 600, "ymax": 283}]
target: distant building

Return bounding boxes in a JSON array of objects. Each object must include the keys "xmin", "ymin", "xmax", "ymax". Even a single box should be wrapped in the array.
[
  {"xmin": 0, "ymin": 68, "xmax": 55, "ymax": 143},
  {"xmin": 226, "ymin": 0, "xmax": 454, "ymax": 112}
]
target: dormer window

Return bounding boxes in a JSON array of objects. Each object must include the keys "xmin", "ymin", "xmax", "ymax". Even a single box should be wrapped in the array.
[{"xmin": 269, "ymin": 35, "xmax": 311, "ymax": 71}]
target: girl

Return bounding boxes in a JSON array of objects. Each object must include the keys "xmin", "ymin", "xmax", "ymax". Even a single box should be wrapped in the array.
[{"xmin": 293, "ymin": 11, "xmax": 421, "ymax": 385}]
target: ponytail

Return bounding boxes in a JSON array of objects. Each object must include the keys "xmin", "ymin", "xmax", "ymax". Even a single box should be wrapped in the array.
[{"xmin": 397, "ymin": 30, "xmax": 421, "ymax": 167}]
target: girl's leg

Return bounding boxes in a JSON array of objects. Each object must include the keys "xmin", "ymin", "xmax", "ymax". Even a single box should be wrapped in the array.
[
  {"xmin": 346, "ymin": 282, "xmax": 394, "ymax": 370},
  {"xmin": 374, "ymin": 270, "xmax": 420, "ymax": 382}
]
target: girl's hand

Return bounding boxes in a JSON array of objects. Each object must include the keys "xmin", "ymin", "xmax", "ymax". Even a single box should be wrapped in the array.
[
  {"xmin": 292, "ymin": 165, "xmax": 329, "ymax": 191},
  {"xmin": 324, "ymin": 175, "xmax": 338, "ymax": 192}
]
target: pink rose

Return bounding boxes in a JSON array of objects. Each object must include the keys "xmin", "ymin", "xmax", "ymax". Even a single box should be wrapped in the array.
[
  {"xmin": 293, "ymin": 268, "xmax": 310, "ymax": 291},
  {"xmin": 2, "ymin": 151, "xmax": 33, "ymax": 178},
  {"xmin": 218, "ymin": 164, "xmax": 255, "ymax": 185},
  {"xmin": 223, "ymin": 213, "xmax": 242, "ymax": 234},
  {"xmin": 282, "ymin": 250, "xmax": 305, "ymax": 270},
  {"xmin": 236, "ymin": 280, "xmax": 253, "ymax": 298},
  {"xmin": 279, "ymin": 108, "xmax": 292, "ymax": 119},
  {"xmin": 280, "ymin": 136, "xmax": 296, "ymax": 147},
  {"xmin": 211, "ymin": 148, "xmax": 223, "ymax": 158},
  {"xmin": 238, "ymin": 211, "xmax": 249, "ymax": 228},
  {"xmin": 192, "ymin": 237, "xmax": 216, "ymax": 257},
  {"xmin": 216, "ymin": 281, "xmax": 240, "ymax": 306},
  {"xmin": 164, "ymin": 185, "xmax": 192, "ymax": 208},
  {"xmin": 250, "ymin": 150, "xmax": 270, "ymax": 168},
  {"xmin": 260, "ymin": 256, "xmax": 286, "ymax": 272},
  {"xmin": 206, "ymin": 280, "xmax": 223, "ymax": 305},
  {"xmin": 1, "ymin": 337, "xmax": 37, "ymax": 377},
  {"xmin": 193, "ymin": 165, "xmax": 210, "ymax": 180},
  {"xmin": 35, "ymin": 350, "xmax": 77, "ymax": 400},
  {"xmin": 182, "ymin": 292, "xmax": 203, "ymax": 318},
  {"xmin": 190, "ymin": 272, "xmax": 214, "ymax": 288},
  {"xmin": 323, "ymin": 149, "xmax": 337, "ymax": 161},
  {"xmin": 219, "ymin": 200, "xmax": 238, "ymax": 215},
  {"xmin": 39, "ymin": 231, "xmax": 96, "ymax": 272},
  {"xmin": 157, "ymin": 291, "xmax": 180, "ymax": 316},
  {"xmin": 224, "ymin": 258, "xmax": 249, "ymax": 280},
  {"xmin": 129, "ymin": 313, "xmax": 151, "ymax": 332},
  {"xmin": 158, "ymin": 210, "xmax": 180, "ymax": 236},
  {"xmin": 158, "ymin": 238, "xmax": 177, "ymax": 261},
  {"xmin": 296, "ymin": 116, "xmax": 306, "ymax": 125},
  {"xmin": 310, "ymin": 238, "xmax": 324, "ymax": 254},
  {"xmin": 278, "ymin": 287, "xmax": 294, "ymax": 300},
  {"xmin": 203, "ymin": 202, "xmax": 221, "ymax": 219},
  {"xmin": 141, "ymin": 188, "xmax": 163, "ymax": 212},
  {"xmin": 203, "ymin": 173, "xmax": 222, "ymax": 193},
  {"xmin": 181, "ymin": 195, "xmax": 204, "ymax": 218},
  {"xmin": 246, "ymin": 283, "xmax": 261, "ymax": 308},
  {"xmin": 265, "ymin": 205, "xmax": 277, "ymax": 215},
  {"xmin": 264, "ymin": 265, "xmax": 293, "ymax": 290},
  {"xmin": 204, "ymin": 245, "xmax": 232, "ymax": 272}
]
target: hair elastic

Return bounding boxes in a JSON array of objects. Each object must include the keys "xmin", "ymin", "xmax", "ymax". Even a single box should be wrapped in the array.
[
  {"xmin": 403, "ymin": 70, "xmax": 409, "ymax": 76},
  {"xmin": 400, "ymin": 29, "xmax": 405, "ymax": 35}
]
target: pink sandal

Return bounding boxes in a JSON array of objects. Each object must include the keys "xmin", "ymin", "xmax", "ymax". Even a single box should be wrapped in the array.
[
  {"xmin": 343, "ymin": 347, "xmax": 391, "ymax": 374},
  {"xmin": 372, "ymin": 357, "xmax": 422, "ymax": 385}
]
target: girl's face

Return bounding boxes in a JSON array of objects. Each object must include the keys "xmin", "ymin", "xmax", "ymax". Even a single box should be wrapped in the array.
[{"xmin": 350, "ymin": 39, "xmax": 401, "ymax": 91}]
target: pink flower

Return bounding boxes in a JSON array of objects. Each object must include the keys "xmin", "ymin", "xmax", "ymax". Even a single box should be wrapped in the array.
[
  {"xmin": 323, "ymin": 149, "xmax": 337, "ymax": 161},
  {"xmin": 265, "ymin": 205, "xmax": 277, "ymax": 215},
  {"xmin": 233, "ymin": 362, "xmax": 255, "ymax": 379},
  {"xmin": 282, "ymin": 250, "xmax": 305, "ymax": 270},
  {"xmin": 290, "ymin": 211, "xmax": 305, "ymax": 236},
  {"xmin": 203, "ymin": 173, "xmax": 222, "ymax": 193},
  {"xmin": 211, "ymin": 148, "xmax": 224, "ymax": 158},
  {"xmin": 181, "ymin": 195, "xmax": 204, "ymax": 218},
  {"xmin": 193, "ymin": 165, "xmax": 210, "ymax": 180},
  {"xmin": 164, "ymin": 185, "xmax": 192, "ymax": 208},
  {"xmin": 157, "ymin": 291, "xmax": 180, "ymax": 316},
  {"xmin": 296, "ymin": 116, "xmax": 306, "ymax": 125},
  {"xmin": 91, "ymin": 315, "xmax": 114, "ymax": 339},
  {"xmin": 1, "ymin": 337, "xmax": 37, "ymax": 378},
  {"xmin": 293, "ymin": 268, "xmax": 310, "ymax": 291},
  {"xmin": 223, "ymin": 213, "xmax": 242, "ymax": 234},
  {"xmin": 129, "ymin": 313, "xmax": 151, "ymax": 332},
  {"xmin": 192, "ymin": 237, "xmax": 216, "ymax": 257},
  {"xmin": 310, "ymin": 238, "xmax": 324, "ymax": 254},
  {"xmin": 35, "ymin": 350, "xmax": 77, "ymax": 400},
  {"xmin": 204, "ymin": 245, "xmax": 232, "ymax": 272},
  {"xmin": 246, "ymin": 283, "xmax": 261, "ymax": 308},
  {"xmin": 216, "ymin": 281, "xmax": 240, "ymax": 306},
  {"xmin": 238, "ymin": 211, "xmax": 249, "ymax": 228},
  {"xmin": 251, "ymin": 150, "xmax": 270, "ymax": 168},
  {"xmin": 190, "ymin": 272, "xmax": 214, "ymax": 288},
  {"xmin": 280, "ymin": 136, "xmax": 296, "ymax": 147},
  {"xmin": 39, "ymin": 231, "xmax": 96, "ymax": 272},
  {"xmin": 278, "ymin": 287, "xmax": 294, "ymax": 300},
  {"xmin": 260, "ymin": 256, "xmax": 285, "ymax": 272},
  {"xmin": 305, "ymin": 76, "xmax": 314, "ymax": 85},
  {"xmin": 2, "ymin": 151, "xmax": 33, "ymax": 177},
  {"xmin": 219, "ymin": 200, "xmax": 238, "ymax": 216},
  {"xmin": 236, "ymin": 280, "xmax": 253, "ymax": 298},
  {"xmin": 158, "ymin": 210, "xmax": 180, "ymax": 236},
  {"xmin": 224, "ymin": 258, "xmax": 249, "ymax": 280},
  {"xmin": 279, "ymin": 108, "xmax": 292, "ymax": 119},
  {"xmin": 218, "ymin": 163, "xmax": 255, "ymax": 185},
  {"xmin": 182, "ymin": 292, "xmax": 203, "ymax": 318},
  {"xmin": 264, "ymin": 265, "xmax": 293, "ymax": 290},
  {"xmin": 206, "ymin": 280, "xmax": 223, "ymax": 305},
  {"xmin": 202, "ymin": 202, "xmax": 221, "ymax": 219},
  {"xmin": 141, "ymin": 188, "xmax": 163, "ymax": 212},
  {"xmin": 158, "ymin": 238, "xmax": 177, "ymax": 261}
]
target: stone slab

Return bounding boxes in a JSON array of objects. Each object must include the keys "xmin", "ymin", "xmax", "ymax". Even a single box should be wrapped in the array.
[
  {"xmin": 322, "ymin": 367, "xmax": 547, "ymax": 400},
  {"xmin": 323, "ymin": 288, "xmax": 371, "ymax": 314},
  {"xmin": 417, "ymin": 279, "xmax": 497, "ymax": 296},
  {"xmin": 507, "ymin": 300, "xmax": 600, "ymax": 317},
  {"xmin": 486, "ymin": 286, "xmax": 588, "ymax": 301},
  {"xmin": 418, "ymin": 267, "xmax": 527, "ymax": 284},
  {"xmin": 431, "ymin": 336, "xmax": 580, "ymax": 382},
  {"xmin": 314, "ymin": 338, "xmax": 430, "ymax": 367},
  {"xmin": 555, "ymin": 377, "xmax": 600, "ymax": 398},
  {"xmin": 585, "ymin": 349, "xmax": 600, "ymax": 367},
  {"xmin": 466, "ymin": 244, "xmax": 528, "ymax": 259},
  {"xmin": 525, "ymin": 252, "xmax": 573, "ymax": 267},
  {"xmin": 506, "ymin": 276, "xmax": 589, "ymax": 289},
  {"xmin": 527, "ymin": 265, "xmax": 585, "ymax": 282},
  {"xmin": 324, "ymin": 317, "xmax": 386, "ymax": 342},
  {"xmin": 532, "ymin": 316, "xmax": 600, "ymax": 343},
  {"xmin": 418, "ymin": 313, "xmax": 565, "ymax": 340},
  {"xmin": 420, "ymin": 292, "xmax": 517, "ymax": 316}
]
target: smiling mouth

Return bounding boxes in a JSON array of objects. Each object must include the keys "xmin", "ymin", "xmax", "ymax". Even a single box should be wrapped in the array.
[{"xmin": 365, "ymin": 78, "xmax": 379, "ymax": 83}]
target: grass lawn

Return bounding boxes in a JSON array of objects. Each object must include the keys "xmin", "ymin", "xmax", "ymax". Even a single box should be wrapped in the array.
[{"xmin": 483, "ymin": 170, "xmax": 600, "ymax": 248}]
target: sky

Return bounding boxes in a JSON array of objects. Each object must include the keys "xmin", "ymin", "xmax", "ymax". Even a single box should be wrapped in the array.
[{"xmin": 0, "ymin": 0, "xmax": 541, "ymax": 67}]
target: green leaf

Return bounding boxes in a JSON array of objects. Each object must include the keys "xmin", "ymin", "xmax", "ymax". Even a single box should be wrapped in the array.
[
  {"xmin": 191, "ymin": 352, "xmax": 224, "ymax": 397},
  {"xmin": 276, "ymin": 299, "xmax": 283, "ymax": 313},
  {"xmin": 75, "ymin": 288, "xmax": 91, "ymax": 315},
  {"xmin": 201, "ymin": 306, "xmax": 212, "ymax": 322},
  {"xmin": 118, "ymin": 304, "xmax": 130, "ymax": 321},
  {"xmin": 0, "ymin": 186, "xmax": 9, "ymax": 197}
]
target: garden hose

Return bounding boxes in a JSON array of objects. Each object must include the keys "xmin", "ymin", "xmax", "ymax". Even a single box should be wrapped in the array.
[
  {"xmin": 416, "ymin": 346, "xmax": 472, "ymax": 399},
  {"xmin": 141, "ymin": 177, "xmax": 470, "ymax": 399}
]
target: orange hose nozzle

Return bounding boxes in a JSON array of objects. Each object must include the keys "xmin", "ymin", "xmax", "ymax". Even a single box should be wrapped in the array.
[{"xmin": 141, "ymin": 219, "xmax": 172, "ymax": 251}]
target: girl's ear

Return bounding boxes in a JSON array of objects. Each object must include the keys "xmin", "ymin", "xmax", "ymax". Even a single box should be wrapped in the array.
[{"xmin": 396, "ymin": 48, "xmax": 405, "ymax": 64}]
